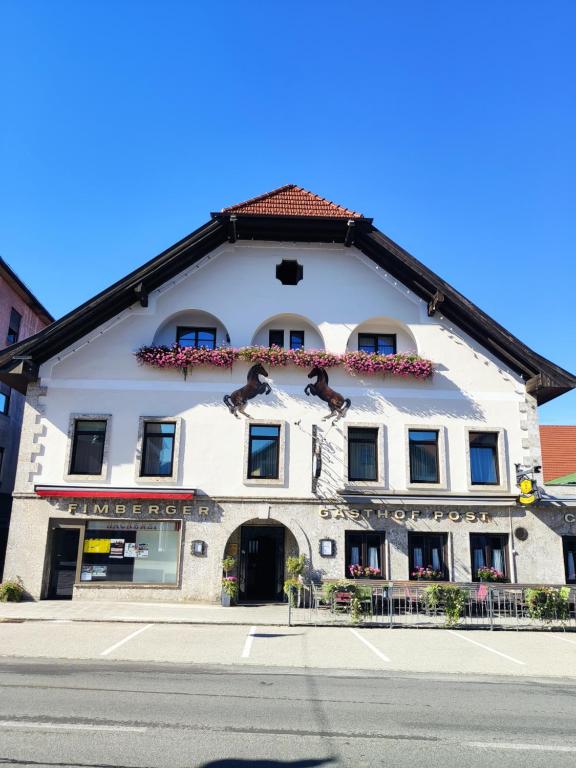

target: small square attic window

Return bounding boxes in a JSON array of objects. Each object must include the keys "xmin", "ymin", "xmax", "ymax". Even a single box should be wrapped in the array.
[{"xmin": 276, "ymin": 260, "xmax": 303, "ymax": 286}]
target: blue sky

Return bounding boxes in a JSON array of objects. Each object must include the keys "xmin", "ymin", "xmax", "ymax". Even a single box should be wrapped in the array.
[{"xmin": 1, "ymin": 1, "xmax": 574, "ymax": 423}]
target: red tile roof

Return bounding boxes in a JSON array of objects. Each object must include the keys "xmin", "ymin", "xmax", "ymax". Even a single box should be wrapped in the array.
[
  {"xmin": 221, "ymin": 184, "xmax": 364, "ymax": 219},
  {"xmin": 539, "ymin": 425, "xmax": 576, "ymax": 482}
]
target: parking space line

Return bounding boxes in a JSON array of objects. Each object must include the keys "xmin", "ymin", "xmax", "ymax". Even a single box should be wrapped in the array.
[
  {"xmin": 0, "ymin": 720, "xmax": 147, "ymax": 733},
  {"xmin": 100, "ymin": 624, "xmax": 154, "ymax": 656},
  {"xmin": 446, "ymin": 630, "xmax": 526, "ymax": 666},
  {"xmin": 468, "ymin": 742, "xmax": 576, "ymax": 753},
  {"xmin": 550, "ymin": 634, "xmax": 576, "ymax": 647},
  {"xmin": 241, "ymin": 625, "xmax": 257, "ymax": 658},
  {"xmin": 349, "ymin": 628, "xmax": 391, "ymax": 663}
]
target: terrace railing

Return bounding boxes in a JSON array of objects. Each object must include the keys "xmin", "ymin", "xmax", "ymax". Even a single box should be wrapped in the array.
[{"xmin": 287, "ymin": 582, "xmax": 576, "ymax": 631}]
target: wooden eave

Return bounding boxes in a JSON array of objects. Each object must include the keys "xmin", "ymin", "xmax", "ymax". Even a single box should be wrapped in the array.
[{"xmin": 0, "ymin": 213, "xmax": 573, "ymax": 404}]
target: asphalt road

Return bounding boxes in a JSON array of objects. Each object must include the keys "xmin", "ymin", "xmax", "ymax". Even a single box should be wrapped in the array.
[{"xmin": 1, "ymin": 659, "xmax": 576, "ymax": 768}]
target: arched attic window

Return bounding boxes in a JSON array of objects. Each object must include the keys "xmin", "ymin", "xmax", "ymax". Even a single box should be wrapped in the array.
[
  {"xmin": 346, "ymin": 317, "xmax": 419, "ymax": 355},
  {"xmin": 153, "ymin": 311, "xmax": 231, "ymax": 348},
  {"xmin": 251, "ymin": 314, "xmax": 325, "ymax": 351}
]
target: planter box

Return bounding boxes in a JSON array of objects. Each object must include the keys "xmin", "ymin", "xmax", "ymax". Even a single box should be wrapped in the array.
[{"xmin": 221, "ymin": 591, "xmax": 232, "ymax": 607}]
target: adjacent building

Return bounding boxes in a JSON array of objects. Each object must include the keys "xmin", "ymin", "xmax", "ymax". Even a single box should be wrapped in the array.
[
  {"xmin": 0, "ymin": 257, "xmax": 53, "ymax": 576},
  {"xmin": 0, "ymin": 185, "xmax": 575, "ymax": 601}
]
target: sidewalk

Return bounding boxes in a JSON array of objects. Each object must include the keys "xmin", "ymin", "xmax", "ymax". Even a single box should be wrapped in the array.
[{"xmin": 0, "ymin": 599, "xmax": 290, "ymax": 626}]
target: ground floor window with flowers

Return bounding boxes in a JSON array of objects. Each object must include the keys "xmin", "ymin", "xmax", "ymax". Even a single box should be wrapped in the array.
[
  {"xmin": 409, "ymin": 532, "xmax": 448, "ymax": 580},
  {"xmin": 345, "ymin": 531, "xmax": 385, "ymax": 578},
  {"xmin": 470, "ymin": 533, "xmax": 509, "ymax": 582}
]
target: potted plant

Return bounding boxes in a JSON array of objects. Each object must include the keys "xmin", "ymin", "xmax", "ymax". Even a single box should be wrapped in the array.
[
  {"xmin": 221, "ymin": 556, "xmax": 237, "ymax": 606},
  {"xmin": 412, "ymin": 566, "xmax": 443, "ymax": 581},
  {"xmin": 348, "ymin": 564, "xmax": 365, "ymax": 579},
  {"xmin": 283, "ymin": 554, "xmax": 306, "ymax": 606},
  {"xmin": 477, "ymin": 566, "xmax": 506, "ymax": 582},
  {"xmin": 524, "ymin": 587, "xmax": 570, "ymax": 623},
  {"xmin": 0, "ymin": 576, "xmax": 25, "ymax": 602}
]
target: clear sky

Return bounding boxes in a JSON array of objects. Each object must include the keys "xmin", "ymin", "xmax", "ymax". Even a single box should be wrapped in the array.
[{"xmin": 1, "ymin": 1, "xmax": 574, "ymax": 423}]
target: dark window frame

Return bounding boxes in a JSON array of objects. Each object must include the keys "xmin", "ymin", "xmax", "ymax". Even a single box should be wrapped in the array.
[
  {"xmin": 289, "ymin": 330, "xmax": 305, "ymax": 350},
  {"xmin": 469, "ymin": 431, "xmax": 500, "ymax": 485},
  {"xmin": 358, "ymin": 333, "xmax": 397, "ymax": 355},
  {"xmin": 470, "ymin": 533, "xmax": 509, "ymax": 581},
  {"xmin": 268, "ymin": 329, "xmax": 284, "ymax": 348},
  {"xmin": 0, "ymin": 390, "xmax": 9, "ymax": 416},
  {"xmin": 408, "ymin": 532, "xmax": 448, "ymax": 580},
  {"xmin": 563, "ymin": 536, "xmax": 576, "ymax": 584},
  {"xmin": 344, "ymin": 531, "xmax": 386, "ymax": 577},
  {"xmin": 6, "ymin": 308, "xmax": 22, "ymax": 345},
  {"xmin": 69, "ymin": 419, "xmax": 107, "ymax": 476},
  {"xmin": 176, "ymin": 326, "xmax": 217, "ymax": 349},
  {"xmin": 248, "ymin": 424, "xmax": 281, "ymax": 480},
  {"xmin": 409, "ymin": 429, "xmax": 440, "ymax": 483},
  {"xmin": 0, "ymin": 446, "xmax": 4, "ymax": 478},
  {"xmin": 140, "ymin": 421, "xmax": 177, "ymax": 478},
  {"xmin": 348, "ymin": 427, "xmax": 379, "ymax": 482}
]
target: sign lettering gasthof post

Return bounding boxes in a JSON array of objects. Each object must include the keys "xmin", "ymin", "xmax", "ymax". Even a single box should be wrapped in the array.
[{"xmin": 319, "ymin": 507, "xmax": 493, "ymax": 523}]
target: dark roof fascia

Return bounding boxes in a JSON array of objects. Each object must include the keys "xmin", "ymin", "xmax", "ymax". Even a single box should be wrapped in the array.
[
  {"xmin": 354, "ymin": 227, "xmax": 576, "ymax": 402},
  {"xmin": 0, "ymin": 257, "xmax": 54, "ymax": 325},
  {"xmin": 0, "ymin": 218, "xmax": 227, "ymax": 387}
]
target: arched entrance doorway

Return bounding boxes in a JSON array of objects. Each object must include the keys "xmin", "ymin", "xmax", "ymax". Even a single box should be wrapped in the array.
[{"xmin": 224, "ymin": 519, "xmax": 299, "ymax": 603}]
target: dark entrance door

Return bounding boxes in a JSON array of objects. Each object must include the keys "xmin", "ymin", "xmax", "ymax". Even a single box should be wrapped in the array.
[
  {"xmin": 240, "ymin": 525, "xmax": 284, "ymax": 602},
  {"xmin": 48, "ymin": 527, "xmax": 80, "ymax": 599}
]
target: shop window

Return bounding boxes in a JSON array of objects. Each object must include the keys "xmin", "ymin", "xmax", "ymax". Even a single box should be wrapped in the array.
[
  {"xmin": 409, "ymin": 533, "xmax": 448, "ymax": 579},
  {"xmin": 70, "ymin": 420, "xmax": 107, "ymax": 475},
  {"xmin": 0, "ymin": 391, "xmax": 9, "ymax": 416},
  {"xmin": 289, "ymin": 330, "xmax": 305, "ymax": 350},
  {"xmin": 140, "ymin": 422, "xmax": 176, "ymax": 477},
  {"xmin": 563, "ymin": 537, "xmax": 576, "ymax": 584},
  {"xmin": 348, "ymin": 427, "xmax": 378, "ymax": 481},
  {"xmin": 6, "ymin": 308, "xmax": 22, "ymax": 345},
  {"xmin": 248, "ymin": 425, "xmax": 280, "ymax": 479},
  {"xmin": 176, "ymin": 326, "xmax": 216, "ymax": 349},
  {"xmin": 358, "ymin": 333, "xmax": 396, "ymax": 355},
  {"xmin": 409, "ymin": 430, "xmax": 439, "ymax": 483},
  {"xmin": 345, "ymin": 531, "xmax": 385, "ymax": 577},
  {"xmin": 269, "ymin": 329, "xmax": 284, "ymax": 348},
  {"xmin": 469, "ymin": 432, "xmax": 499, "ymax": 485},
  {"xmin": 80, "ymin": 520, "xmax": 180, "ymax": 584},
  {"xmin": 470, "ymin": 533, "xmax": 509, "ymax": 581}
]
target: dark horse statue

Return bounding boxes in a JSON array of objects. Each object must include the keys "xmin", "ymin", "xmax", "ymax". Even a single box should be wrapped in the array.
[
  {"xmin": 304, "ymin": 367, "xmax": 351, "ymax": 422},
  {"xmin": 223, "ymin": 364, "xmax": 272, "ymax": 419}
]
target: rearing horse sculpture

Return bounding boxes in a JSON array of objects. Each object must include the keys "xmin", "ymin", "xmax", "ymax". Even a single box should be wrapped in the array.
[
  {"xmin": 223, "ymin": 364, "xmax": 273, "ymax": 419},
  {"xmin": 305, "ymin": 367, "xmax": 351, "ymax": 422}
]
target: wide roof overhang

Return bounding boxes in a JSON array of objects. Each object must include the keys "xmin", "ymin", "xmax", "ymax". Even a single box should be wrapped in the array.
[{"xmin": 0, "ymin": 213, "xmax": 574, "ymax": 404}]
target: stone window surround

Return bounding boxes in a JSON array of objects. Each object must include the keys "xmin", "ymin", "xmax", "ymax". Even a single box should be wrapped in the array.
[
  {"xmin": 405, "ymin": 424, "xmax": 448, "ymax": 491},
  {"xmin": 343, "ymin": 421, "xmax": 386, "ymax": 490},
  {"xmin": 243, "ymin": 419, "xmax": 287, "ymax": 487},
  {"xmin": 465, "ymin": 426, "xmax": 509, "ymax": 493},
  {"xmin": 63, "ymin": 413, "xmax": 112, "ymax": 483},
  {"xmin": 134, "ymin": 416, "xmax": 183, "ymax": 485}
]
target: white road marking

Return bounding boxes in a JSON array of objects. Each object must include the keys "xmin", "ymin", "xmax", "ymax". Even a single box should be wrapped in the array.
[
  {"xmin": 100, "ymin": 624, "xmax": 153, "ymax": 656},
  {"xmin": 550, "ymin": 634, "xmax": 576, "ymax": 647},
  {"xmin": 446, "ymin": 630, "xmax": 526, "ymax": 665},
  {"xmin": 469, "ymin": 741, "xmax": 576, "ymax": 753},
  {"xmin": 0, "ymin": 720, "xmax": 146, "ymax": 733},
  {"xmin": 241, "ymin": 625, "xmax": 257, "ymax": 658},
  {"xmin": 349, "ymin": 628, "xmax": 391, "ymax": 663}
]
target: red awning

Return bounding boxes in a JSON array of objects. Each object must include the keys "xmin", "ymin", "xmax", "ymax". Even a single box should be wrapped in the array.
[{"xmin": 35, "ymin": 486, "xmax": 195, "ymax": 500}]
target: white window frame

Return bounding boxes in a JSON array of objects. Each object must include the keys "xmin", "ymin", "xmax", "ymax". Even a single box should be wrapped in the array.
[
  {"xmin": 243, "ymin": 420, "xmax": 286, "ymax": 487},
  {"xmin": 134, "ymin": 416, "xmax": 182, "ymax": 484},
  {"xmin": 465, "ymin": 427, "xmax": 509, "ymax": 493},
  {"xmin": 344, "ymin": 422, "xmax": 386, "ymax": 490},
  {"xmin": 405, "ymin": 424, "xmax": 448, "ymax": 490},
  {"xmin": 64, "ymin": 414, "xmax": 112, "ymax": 483}
]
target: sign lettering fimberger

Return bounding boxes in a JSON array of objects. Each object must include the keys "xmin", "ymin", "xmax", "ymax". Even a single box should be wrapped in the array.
[
  {"xmin": 67, "ymin": 502, "xmax": 211, "ymax": 517},
  {"xmin": 319, "ymin": 508, "xmax": 492, "ymax": 523}
]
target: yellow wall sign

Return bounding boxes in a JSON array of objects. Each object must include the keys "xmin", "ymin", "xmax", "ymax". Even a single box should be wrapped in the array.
[
  {"xmin": 83, "ymin": 538, "xmax": 111, "ymax": 554},
  {"xmin": 519, "ymin": 479, "xmax": 533, "ymax": 495}
]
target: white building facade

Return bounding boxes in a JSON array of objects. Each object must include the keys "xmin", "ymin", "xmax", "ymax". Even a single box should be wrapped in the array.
[{"xmin": 1, "ymin": 185, "xmax": 575, "ymax": 601}]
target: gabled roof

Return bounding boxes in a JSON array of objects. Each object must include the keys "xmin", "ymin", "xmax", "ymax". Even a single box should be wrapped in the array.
[
  {"xmin": 217, "ymin": 184, "xmax": 365, "ymax": 219},
  {"xmin": 0, "ymin": 185, "xmax": 575, "ymax": 404},
  {"xmin": 540, "ymin": 425, "xmax": 576, "ymax": 482},
  {"xmin": 0, "ymin": 256, "xmax": 54, "ymax": 326},
  {"xmin": 546, "ymin": 472, "xmax": 576, "ymax": 486}
]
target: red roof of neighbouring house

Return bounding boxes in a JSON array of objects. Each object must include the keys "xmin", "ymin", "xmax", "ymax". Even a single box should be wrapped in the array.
[
  {"xmin": 540, "ymin": 425, "xmax": 576, "ymax": 482},
  {"xmin": 220, "ymin": 184, "xmax": 364, "ymax": 219}
]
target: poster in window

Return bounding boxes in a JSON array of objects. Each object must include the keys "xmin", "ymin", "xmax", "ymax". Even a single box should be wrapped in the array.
[
  {"xmin": 91, "ymin": 565, "xmax": 108, "ymax": 579},
  {"xmin": 124, "ymin": 542, "xmax": 137, "ymax": 558},
  {"xmin": 109, "ymin": 539, "xmax": 125, "ymax": 559},
  {"xmin": 83, "ymin": 538, "xmax": 111, "ymax": 554},
  {"xmin": 136, "ymin": 543, "xmax": 149, "ymax": 558},
  {"xmin": 80, "ymin": 565, "xmax": 93, "ymax": 581}
]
